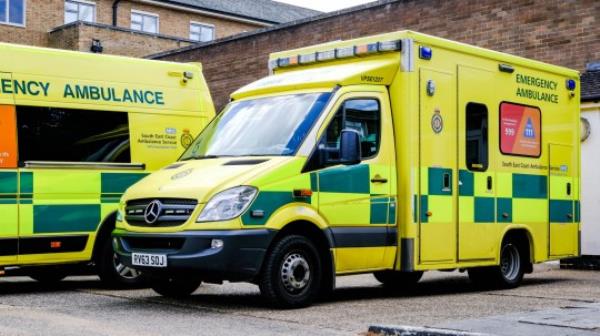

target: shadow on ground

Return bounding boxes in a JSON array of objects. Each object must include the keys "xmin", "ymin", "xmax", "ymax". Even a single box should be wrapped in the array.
[{"xmin": 146, "ymin": 273, "xmax": 570, "ymax": 310}]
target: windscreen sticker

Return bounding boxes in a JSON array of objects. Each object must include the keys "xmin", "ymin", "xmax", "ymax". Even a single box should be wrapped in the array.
[
  {"xmin": 500, "ymin": 102, "xmax": 541, "ymax": 157},
  {"xmin": 0, "ymin": 105, "xmax": 18, "ymax": 168}
]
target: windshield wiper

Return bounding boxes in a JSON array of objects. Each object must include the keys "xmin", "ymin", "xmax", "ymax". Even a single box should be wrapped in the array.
[{"xmin": 180, "ymin": 155, "xmax": 222, "ymax": 161}]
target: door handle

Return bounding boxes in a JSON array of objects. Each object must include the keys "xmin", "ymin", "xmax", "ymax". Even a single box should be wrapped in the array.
[
  {"xmin": 371, "ymin": 175, "xmax": 388, "ymax": 184},
  {"xmin": 487, "ymin": 176, "xmax": 493, "ymax": 191}
]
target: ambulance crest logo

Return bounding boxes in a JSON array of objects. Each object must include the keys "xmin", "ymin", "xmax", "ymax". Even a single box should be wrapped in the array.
[
  {"xmin": 181, "ymin": 129, "xmax": 194, "ymax": 149},
  {"xmin": 431, "ymin": 109, "xmax": 443, "ymax": 134},
  {"xmin": 524, "ymin": 118, "xmax": 535, "ymax": 138}
]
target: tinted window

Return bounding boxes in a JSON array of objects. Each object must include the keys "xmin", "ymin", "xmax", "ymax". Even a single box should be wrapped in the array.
[
  {"xmin": 320, "ymin": 98, "xmax": 381, "ymax": 163},
  {"xmin": 466, "ymin": 102, "xmax": 488, "ymax": 171},
  {"xmin": 17, "ymin": 106, "xmax": 130, "ymax": 163}
]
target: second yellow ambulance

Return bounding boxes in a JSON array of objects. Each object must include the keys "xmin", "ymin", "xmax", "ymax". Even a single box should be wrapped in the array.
[
  {"xmin": 0, "ymin": 43, "xmax": 214, "ymax": 286},
  {"xmin": 113, "ymin": 31, "xmax": 580, "ymax": 307}
]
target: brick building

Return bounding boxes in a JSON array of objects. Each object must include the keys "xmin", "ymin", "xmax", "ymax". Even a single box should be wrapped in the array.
[
  {"xmin": 152, "ymin": 0, "xmax": 600, "ymax": 111},
  {"xmin": 0, "ymin": 0, "xmax": 319, "ymax": 57}
]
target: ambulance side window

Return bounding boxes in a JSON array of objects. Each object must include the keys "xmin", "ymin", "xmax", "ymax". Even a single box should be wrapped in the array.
[
  {"xmin": 16, "ymin": 106, "xmax": 131, "ymax": 164},
  {"xmin": 316, "ymin": 98, "xmax": 381, "ymax": 167},
  {"xmin": 466, "ymin": 102, "xmax": 488, "ymax": 171}
]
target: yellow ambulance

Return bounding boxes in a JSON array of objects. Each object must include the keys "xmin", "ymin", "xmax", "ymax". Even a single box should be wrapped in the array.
[
  {"xmin": 0, "ymin": 43, "xmax": 214, "ymax": 286},
  {"xmin": 113, "ymin": 31, "xmax": 580, "ymax": 307}
]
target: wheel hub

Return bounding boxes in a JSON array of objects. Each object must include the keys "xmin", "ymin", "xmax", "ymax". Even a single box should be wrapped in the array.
[
  {"xmin": 500, "ymin": 244, "xmax": 520, "ymax": 281},
  {"xmin": 113, "ymin": 253, "xmax": 141, "ymax": 280},
  {"xmin": 281, "ymin": 253, "xmax": 310, "ymax": 293}
]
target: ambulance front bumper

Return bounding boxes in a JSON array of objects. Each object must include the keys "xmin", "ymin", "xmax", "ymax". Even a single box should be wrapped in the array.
[{"xmin": 112, "ymin": 229, "xmax": 276, "ymax": 281}]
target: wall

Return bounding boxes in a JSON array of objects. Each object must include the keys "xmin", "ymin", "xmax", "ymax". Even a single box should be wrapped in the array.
[
  {"xmin": 0, "ymin": 0, "xmax": 263, "ymax": 55},
  {"xmin": 113, "ymin": 1, "xmax": 261, "ymax": 40},
  {"xmin": 48, "ymin": 21, "xmax": 193, "ymax": 57},
  {"xmin": 0, "ymin": 0, "xmax": 63, "ymax": 47},
  {"xmin": 581, "ymin": 102, "xmax": 600, "ymax": 255},
  {"xmin": 155, "ymin": 0, "xmax": 600, "ymax": 111}
]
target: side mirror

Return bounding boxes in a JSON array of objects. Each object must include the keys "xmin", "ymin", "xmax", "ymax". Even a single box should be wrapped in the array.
[{"xmin": 340, "ymin": 129, "xmax": 361, "ymax": 165}]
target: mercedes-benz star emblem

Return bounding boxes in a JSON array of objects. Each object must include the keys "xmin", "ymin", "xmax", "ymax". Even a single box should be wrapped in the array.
[{"xmin": 144, "ymin": 200, "xmax": 162, "ymax": 224}]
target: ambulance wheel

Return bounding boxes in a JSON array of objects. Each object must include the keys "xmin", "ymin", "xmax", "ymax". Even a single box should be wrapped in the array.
[
  {"xmin": 373, "ymin": 270, "xmax": 423, "ymax": 287},
  {"xmin": 29, "ymin": 267, "xmax": 69, "ymax": 284},
  {"xmin": 259, "ymin": 235, "xmax": 322, "ymax": 309},
  {"xmin": 150, "ymin": 276, "xmax": 202, "ymax": 298},
  {"xmin": 469, "ymin": 239, "xmax": 524, "ymax": 289},
  {"xmin": 96, "ymin": 237, "xmax": 144, "ymax": 287}
]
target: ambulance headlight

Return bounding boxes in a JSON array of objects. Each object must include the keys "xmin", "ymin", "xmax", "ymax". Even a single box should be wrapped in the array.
[
  {"xmin": 116, "ymin": 209, "xmax": 124, "ymax": 222},
  {"xmin": 197, "ymin": 186, "xmax": 258, "ymax": 222}
]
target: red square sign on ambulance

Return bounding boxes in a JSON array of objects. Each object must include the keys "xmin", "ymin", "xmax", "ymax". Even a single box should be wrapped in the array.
[
  {"xmin": 0, "ymin": 105, "xmax": 18, "ymax": 168},
  {"xmin": 500, "ymin": 102, "xmax": 541, "ymax": 157}
]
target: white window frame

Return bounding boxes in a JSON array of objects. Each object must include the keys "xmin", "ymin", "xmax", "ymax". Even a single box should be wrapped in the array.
[
  {"xmin": 0, "ymin": 0, "xmax": 26, "ymax": 28},
  {"xmin": 189, "ymin": 21, "xmax": 215, "ymax": 42},
  {"xmin": 64, "ymin": 0, "xmax": 96, "ymax": 24},
  {"xmin": 131, "ymin": 9, "xmax": 159, "ymax": 34}
]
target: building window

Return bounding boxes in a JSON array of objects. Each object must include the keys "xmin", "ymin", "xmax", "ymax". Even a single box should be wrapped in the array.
[
  {"xmin": 64, "ymin": 0, "xmax": 95, "ymax": 24},
  {"xmin": 131, "ymin": 10, "xmax": 158, "ymax": 34},
  {"xmin": 466, "ymin": 102, "xmax": 488, "ymax": 171},
  {"xmin": 16, "ymin": 106, "xmax": 130, "ymax": 163},
  {"xmin": 0, "ymin": 0, "xmax": 25, "ymax": 26},
  {"xmin": 190, "ymin": 22, "xmax": 214, "ymax": 42}
]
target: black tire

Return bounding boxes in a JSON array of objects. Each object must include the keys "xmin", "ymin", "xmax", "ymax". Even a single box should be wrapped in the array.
[
  {"xmin": 29, "ymin": 266, "xmax": 69, "ymax": 284},
  {"xmin": 469, "ymin": 238, "xmax": 525, "ymax": 289},
  {"xmin": 150, "ymin": 276, "xmax": 202, "ymax": 298},
  {"xmin": 96, "ymin": 237, "xmax": 144, "ymax": 288},
  {"xmin": 259, "ymin": 235, "xmax": 322, "ymax": 309},
  {"xmin": 373, "ymin": 270, "xmax": 423, "ymax": 287}
]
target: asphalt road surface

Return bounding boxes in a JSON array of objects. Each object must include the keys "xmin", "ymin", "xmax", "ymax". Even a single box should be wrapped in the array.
[{"xmin": 0, "ymin": 265, "xmax": 599, "ymax": 336}]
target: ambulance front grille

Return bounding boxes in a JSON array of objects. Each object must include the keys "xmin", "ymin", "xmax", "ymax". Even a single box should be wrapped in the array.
[{"xmin": 125, "ymin": 198, "xmax": 197, "ymax": 227}]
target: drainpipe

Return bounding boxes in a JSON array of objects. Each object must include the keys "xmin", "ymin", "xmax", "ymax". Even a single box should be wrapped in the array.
[{"xmin": 112, "ymin": 0, "xmax": 123, "ymax": 26}]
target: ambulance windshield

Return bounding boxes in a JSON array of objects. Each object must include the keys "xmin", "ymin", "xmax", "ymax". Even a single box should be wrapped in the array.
[{"xmin": 180, "ymin": 92, "xmax": 331, "ymax": 160}]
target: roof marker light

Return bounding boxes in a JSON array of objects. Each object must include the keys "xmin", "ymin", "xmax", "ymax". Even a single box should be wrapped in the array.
[
  {"xmin": 277, "ymin": 56, "xmax": 298, "ymax": 68},
  {"xmin": 355, "ymin": 43, "xmax": 379, "ymax": 56},
  {"xmin": 378, "ymin": 40, "xmax": 401, "ymax": 52},
  {"xmin": 335, "ymin": 46, "xmax": 355, "ymax": 59},
  {"xmin": 317, "ymin": 49, "xmax": 335, "ymax": 61},
  {"xmin": 419, "ymin": 46, "xmax": 432, "ymax": 60},
  {"xmin": 299, "ymin": 53, "xmax": 317, "ymax": 64}
]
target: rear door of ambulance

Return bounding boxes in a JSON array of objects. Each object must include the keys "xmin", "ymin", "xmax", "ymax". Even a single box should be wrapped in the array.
[{"xmin": 0, "ymin": 72, "xmax": 19, "ymax": 264}]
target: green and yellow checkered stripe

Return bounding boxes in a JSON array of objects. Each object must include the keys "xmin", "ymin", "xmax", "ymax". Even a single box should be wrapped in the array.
[
  {"xmin": 416, "ymin": 167, "xmax": 580, "ymax": 224},
  {"xmin": 242, "ymin": 164, "xmax": 396, "ymax": 226},
  {"xmin": 0, "ymin": 171, "xmax": 146, "ymax": 235}
]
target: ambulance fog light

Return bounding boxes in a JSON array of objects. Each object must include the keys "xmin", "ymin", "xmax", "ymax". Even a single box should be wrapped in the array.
[{"xmin": 211, "ymin": 239, "xmax": 224, "ymax": 249}]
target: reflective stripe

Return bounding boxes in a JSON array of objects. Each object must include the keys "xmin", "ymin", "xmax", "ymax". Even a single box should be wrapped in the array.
[{"xmin": 34, "ymin": 205, "xmax": 101, "ymax": 233}]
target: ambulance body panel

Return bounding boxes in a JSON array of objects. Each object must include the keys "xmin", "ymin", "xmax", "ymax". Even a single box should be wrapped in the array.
[
  {"xmin": 114, "ymin": 31, "xmax": 579, "ymax": 307},
  {"xmin": 0, "ymin": 43, "xmax": 214, "ymax": 283}
]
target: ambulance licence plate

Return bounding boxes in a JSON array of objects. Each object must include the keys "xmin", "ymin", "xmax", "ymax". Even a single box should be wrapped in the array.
[{"xmin": 132, "ymin": 253, "xmax": 167, "ymax": 268}]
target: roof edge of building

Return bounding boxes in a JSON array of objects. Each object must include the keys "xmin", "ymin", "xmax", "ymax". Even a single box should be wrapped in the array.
[
  {"xmin": 49, "ymin": 21, "xmax": 197, "ymax": 43},
  {"xmin": 147, "ymin": 0, "xmax": 399, "ymax": 59},
  {"xmin": 138, "ymin": 0, "xmax": 281, "ymax": 25}
]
